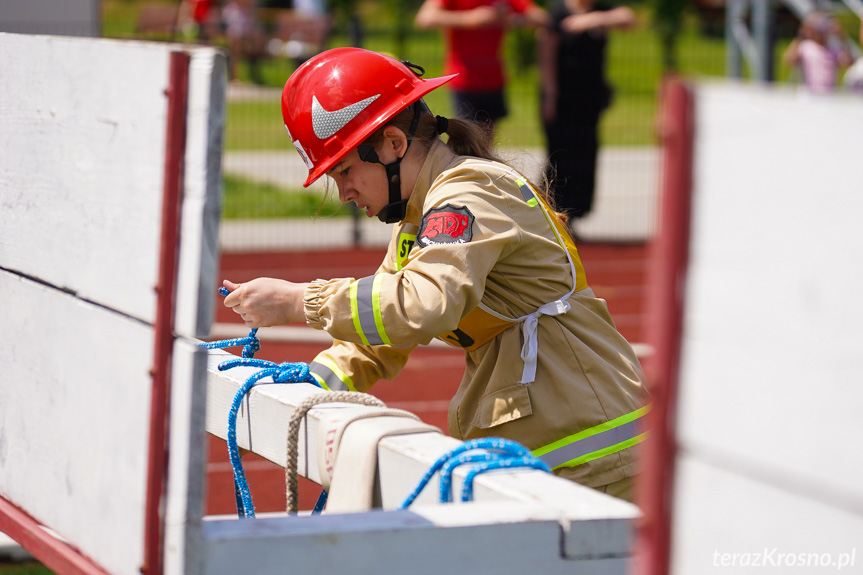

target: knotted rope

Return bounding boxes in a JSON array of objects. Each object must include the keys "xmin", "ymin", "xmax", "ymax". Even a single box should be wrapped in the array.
[
  {"xmin": 218, "ymin": 358, "xmax": 319, "ymax": 518},
  {"xmin": 198, "ymin": 287, "xmax": 261, "ymax": 358},
  {"xmin": 399, "ymin": 437, "xmax": 551, "ymax": 508},
  {"xmin": 199, "ymin": 285, "xmax": 319, "ymax": 519},
  {"xmin": 201, "ymin": 289, "xmax": 550, "ymax": 516}
]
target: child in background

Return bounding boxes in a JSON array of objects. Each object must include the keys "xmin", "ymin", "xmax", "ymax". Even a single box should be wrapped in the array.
[{"xmin": 783, "ymin": 11, "xmax": 853, "ymax": 93}]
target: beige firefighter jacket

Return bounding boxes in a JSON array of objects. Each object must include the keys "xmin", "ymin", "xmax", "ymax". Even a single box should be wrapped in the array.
[{"xmin": 303, "ymin": 139, "xmax": 648, "ymax": 489}]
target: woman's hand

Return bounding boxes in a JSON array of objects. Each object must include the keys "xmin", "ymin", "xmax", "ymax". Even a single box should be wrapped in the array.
[
  {"xmin": 466, "ymin": 4, "xmax": 511, "ymax": 28},
  {"xmin": 222, "ymin": 278, "xmax": 309, "ymax": 328}
]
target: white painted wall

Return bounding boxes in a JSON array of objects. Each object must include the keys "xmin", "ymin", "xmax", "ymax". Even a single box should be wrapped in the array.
[
  {"xmin": 0, "ymin": 32, "xmax": 225, "ymax": 574},
  {"xmin": 672, "ymin": 83, "xmax": 863, "ymax": 574}
]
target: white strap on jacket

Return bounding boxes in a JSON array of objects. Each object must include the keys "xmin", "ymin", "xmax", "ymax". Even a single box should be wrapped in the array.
[
  {"xmin": 518, "ymin": 299, "xmax": 571, "ymax": 384},
  {"xmin": 459, "ymin": 161, "xmax": 581, "ymax": 385}
]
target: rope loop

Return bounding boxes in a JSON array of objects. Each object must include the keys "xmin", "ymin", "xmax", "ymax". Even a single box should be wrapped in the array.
[
  {"xmin": 198, "ymin": 328, "xmax": 260, "ymax": 359},
  {"xmin": 198, "ymin": 286, "xmax": 261, "ymax": 358},
  {"xmin": 399, "ymin": 437, "xmax": 550, "ymax": 509},
  {"xmin": 285, "ymin": 392, "xmax": 387, "ymax": 515},
  {"xmin": 219, "ymin": 358, "xmax": 322, "ymax": 519}
]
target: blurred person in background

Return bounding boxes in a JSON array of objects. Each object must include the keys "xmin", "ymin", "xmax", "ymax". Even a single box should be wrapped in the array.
[
  {"xmin": 223, "ymin": 0, "xmax": 267, "ymax": 83},
  {"xmin": 415, "ymin": 0, "xmax": 548, "ymax": 143},
  {"xmin": 783, "ymin": 10, "xmax": 853, "ymax": 93},
  {"xmin": 538, "ymin": 0, "xmax": 635, "ymax": 232}
]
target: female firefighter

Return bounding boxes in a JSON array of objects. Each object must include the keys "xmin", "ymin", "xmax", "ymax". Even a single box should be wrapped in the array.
[{"xmin": 223, "ymin": 47, "xmax": 648, "ymax": 501}]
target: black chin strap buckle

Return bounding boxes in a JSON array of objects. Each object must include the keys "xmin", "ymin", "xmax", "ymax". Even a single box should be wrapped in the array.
[
  {"xmin": 358, "ymin": 143, "xmax": 407, "ymax": 224},
  {"xmin": 355, "ymin": 104, "xmax": 426, "ymax": 224},
  {"xmin": 376, "ymin": 199, "xmax": 409, "ymax": 224}
]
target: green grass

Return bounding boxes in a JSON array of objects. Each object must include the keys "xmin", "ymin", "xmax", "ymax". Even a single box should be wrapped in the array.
[
  {"xmin": 225, "ymin": 99, "xmax": 291, "ymax": 152},
  {"xmin": 223, "ymin": 174, "xmax": 349, "ymax": 218},
  {"xmin": 0, "ymin": 561, "xmax": 54, "ymax": 575},
  {"xmin": 220, "ymin": 5, "xmax": 705, "ymax": 152},
  {"xmin": 215, "ymin": 8, "xmax": 724, "ymax": 215}
]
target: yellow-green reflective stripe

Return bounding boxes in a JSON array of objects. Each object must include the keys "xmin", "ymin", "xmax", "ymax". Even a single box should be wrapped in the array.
[
  {"xmin": 558, "ymin": 433, "xmax": 647, "ymax": 468},
  {"xmin": 309, "ymin": 359, "xmax": 356, "ymax": 392},
  {"xmin": 310, "ymin": 372, "xmax": 329, "ymax": 390},
  {"xmin": 532, "ymin": 406, "xmax": 649, "ymax": 469},
  {"xmin": 352, "ymin": 275, "xmax": 391, "ymax": 346},
  {"xmin": 371, "ymin": 274, "xmax": 392, "ymax": 345},
  {"xmin": 349, "ymin": 281, "xmax": 370, "ymax": 346},
  {"xmin": 515, "ymin": 178, "xmax": 538, "ymax": 206}
]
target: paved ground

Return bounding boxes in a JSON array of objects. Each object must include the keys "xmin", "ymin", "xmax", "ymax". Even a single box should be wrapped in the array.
[{"xmin": 221, "ymin": 146, "xmax": 659, "ymax": 246}]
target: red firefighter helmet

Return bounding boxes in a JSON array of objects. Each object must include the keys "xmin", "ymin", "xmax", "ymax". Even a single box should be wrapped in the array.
[{"xmin": 281, "ymin": 47, "xmax": 456, "ymax": 187}]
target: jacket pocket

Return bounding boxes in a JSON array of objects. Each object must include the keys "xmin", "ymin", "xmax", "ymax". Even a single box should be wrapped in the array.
[{"xmin": 470, "ymin": 384, "xmax": 533, "ymax": 430}]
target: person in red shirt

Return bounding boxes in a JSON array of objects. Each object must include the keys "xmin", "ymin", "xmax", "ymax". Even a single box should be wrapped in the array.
[{"xmin": 415, "ymin": 0, "xmax": 548, "ymax": 142}]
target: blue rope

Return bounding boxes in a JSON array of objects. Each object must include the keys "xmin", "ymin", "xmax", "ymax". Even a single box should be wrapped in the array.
[
  {"xmin": 198, "ymin": 329, "xmax": 260, "ymax": 358},
  {"xmin": 197, "ymin": 287, "xmax": 261, "ymax": 358},
  {"xmin": 218, "ymin": 358, "xmax": 319, "ymax": 518},
  {"xmin": 312, "ymin": 489, "xmax": 329, "ymax": 514},
  {"xmin": 198, "ymin": 285, "xmax": 321, "ymax": 519},
  {"xmin": 460, "ymin": 456, "xmax": 551, "ymax": 502},
  {"xmin": 399, "ymin": 437, "xmax": 551, "ymax": 509}
]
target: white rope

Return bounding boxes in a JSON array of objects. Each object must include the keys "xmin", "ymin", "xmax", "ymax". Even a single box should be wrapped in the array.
[{"xmin": 284, "ymin": 392, "xmax": 385, "ymax": 514}]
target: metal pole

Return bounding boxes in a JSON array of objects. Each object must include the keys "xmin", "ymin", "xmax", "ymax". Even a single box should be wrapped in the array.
[
  {"xmin": 0, "ymin": 496, "xmax": 109, "ymax": 575},
  {"xmin": 144, "ymin": 49, "xmax": 190, "ymax": 575},
  {"xmin": 635, "ymin": 75, "xmax": 695, "ymax": 575},
  {"xmin": 753, "ymin": 0, "xmax": 776, "ymax": 81},
  {"xmin": 727, "ymin": 0, "xmax": 745, "ymax": 78}
]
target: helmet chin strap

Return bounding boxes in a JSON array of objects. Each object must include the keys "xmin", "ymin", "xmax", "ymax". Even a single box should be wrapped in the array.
[
  {"xmin": 357, "ymin": 145, "xmax": 410, "ymax": 224},
  {"xmin": 357, "ymin": 103, "xmax": 426, "ymax": 224}
]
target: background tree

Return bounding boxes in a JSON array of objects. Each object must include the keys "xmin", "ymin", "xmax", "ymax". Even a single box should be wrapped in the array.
[{"xmin": 650, "ymin": 0, "xmax": 686, "ymax": 71}]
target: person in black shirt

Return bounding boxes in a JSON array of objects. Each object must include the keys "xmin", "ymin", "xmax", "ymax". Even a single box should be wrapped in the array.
[{"xmin": 538, "ymin": 0, "xmax": 635, "ymax": 227}]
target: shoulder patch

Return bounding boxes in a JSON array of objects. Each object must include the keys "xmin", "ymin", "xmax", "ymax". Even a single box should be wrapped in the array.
[{"xmin": 417, "ymin": 204, "xmax": 474, "ymax": 247}]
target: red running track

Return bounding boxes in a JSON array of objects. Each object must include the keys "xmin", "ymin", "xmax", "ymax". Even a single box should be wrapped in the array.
[{"xmin": 206, "ymin": 243, "xmax": 650, "ymax": 514}]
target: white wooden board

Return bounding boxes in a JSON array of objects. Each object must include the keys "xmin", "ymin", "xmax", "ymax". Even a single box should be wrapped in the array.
[
  {"xmin": 176, "ymin": 48, "xmax": 227, "ymax": 338},
  {"xmin": 165, "ymin": 339, "xmax": 209, "ymax": 575},
  {"xmin": 0, "ymin": 33, "xmax": 223, "ymax": 338},
  {"xmin": 202, "ymin": 503, "xmax": 629, "ymax": 574},
  {"xmin": 0, "ymin": 32, "xmax": 225, "ymax": 574},
  {"xmin": 672, "ymin": 455, "xmax": 863, "ymax": 574},
  {"xmin": 671, "ymin": 83, "xmax": 863, "ymax": 573},
  {"xmin": 204, "ymin": 349, "xmax": 638, "ymax": 570},
  {"xmin": 0, "ymin": 272, "xmax": 212, "ymax": 575},
  {"xmin": 0, "ymin": 271, "xmax": 151, "ymax": 573}
]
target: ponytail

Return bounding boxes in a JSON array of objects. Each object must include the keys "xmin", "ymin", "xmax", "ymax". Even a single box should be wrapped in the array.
[{"xmin": 440, "ymin": 116, "xmax": 503, "ymax": 162}]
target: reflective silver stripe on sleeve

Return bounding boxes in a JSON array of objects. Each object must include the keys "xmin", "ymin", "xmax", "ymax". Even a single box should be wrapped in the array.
[
  {"xmin": 355, "ymin": 275, "xmax": 385, "ymax": 345},
  {"xmin": 309, "ymin": 361, "xmax": 349, "ymax": 392}
]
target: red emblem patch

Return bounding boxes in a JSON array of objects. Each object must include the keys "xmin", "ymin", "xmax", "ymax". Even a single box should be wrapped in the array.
[{"xmin": 418, "ymin": 205, "xmax": 474, "ymax": 246}]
